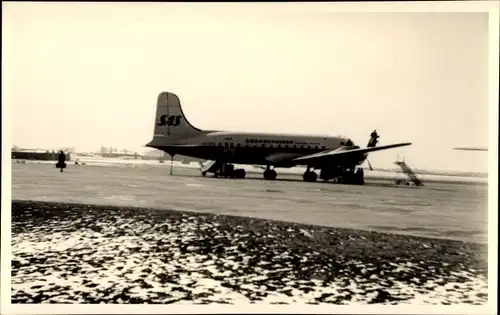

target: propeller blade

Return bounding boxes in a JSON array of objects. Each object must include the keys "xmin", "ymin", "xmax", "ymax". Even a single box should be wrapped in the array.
[{"xmin": 367, "ymin": 159, "xmax": 373, "ymax": 171}]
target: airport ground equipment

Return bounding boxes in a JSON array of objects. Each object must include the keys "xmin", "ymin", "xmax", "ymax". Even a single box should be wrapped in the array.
[{"xmin": 394, "ymin": 159, "xmax": 424, "ymax": 186}]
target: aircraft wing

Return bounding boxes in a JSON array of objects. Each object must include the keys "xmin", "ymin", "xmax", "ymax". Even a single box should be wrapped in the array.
[
  {"xmin": 453, "ymin": 147, "xmax": 488, "ymax": 151},
  {"xmin": 293, "ymin": 142, "xmax": 412, "ymax": 163}
]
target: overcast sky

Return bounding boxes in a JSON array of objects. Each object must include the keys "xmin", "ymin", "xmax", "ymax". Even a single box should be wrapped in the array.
[{"xmin": 3, "ymin": 3, "xmax": 494, "ymax": 172}]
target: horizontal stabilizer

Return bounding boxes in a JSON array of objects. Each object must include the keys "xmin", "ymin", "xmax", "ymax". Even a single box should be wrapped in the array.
[
  {"xmin": 293, "ymin": 142, "xmax": 412, "ymax": 162},
  {"xmin": 169, "ymin": 144, "xmax": 200, "ymax": 147},
  {"xmin": 146, "ymin": 141, "xmax": 200, "ymax": 148}
]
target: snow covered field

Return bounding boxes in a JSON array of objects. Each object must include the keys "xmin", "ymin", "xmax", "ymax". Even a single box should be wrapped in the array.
[{"xmin": 11, "ymin": 201, "xmax": 488, "ymax": 305}]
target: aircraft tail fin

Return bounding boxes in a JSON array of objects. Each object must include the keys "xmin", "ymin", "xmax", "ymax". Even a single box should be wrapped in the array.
[{"xmin": 150, "ymin": 92, "xmax": 204, "ymax": 143}]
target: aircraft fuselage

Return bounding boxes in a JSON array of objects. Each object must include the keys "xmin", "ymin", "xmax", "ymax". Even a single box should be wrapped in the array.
[
  {"xmin": 148, "ymin": 131, "xmax": 367, "ymax": 169},
  {"xmin": 146, "ymin": 91, "xmax": 411, "ymax": 184}
]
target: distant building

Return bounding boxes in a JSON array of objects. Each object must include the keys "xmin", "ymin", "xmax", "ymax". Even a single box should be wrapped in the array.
[
  {"xmin": 12, "ymin": 149, "xmax": 71, "ymax": 161},
  {"xmin": 143, "ymin": 149, "xmax": 163, "ymax": 157},
  {"xmin": 141, "ymin": 149, "xmax": 162, "ymax": 160},
  {"xmin": 101, "ymin": 152, "xmax": 137, "ymax": 158},
  {"xmin": 61, "ymin": 147, "xmax": 75, "ymax": 153},
  {"xmin": 154, "ymin": 150, "xmax": 203, "ymax": 164}
]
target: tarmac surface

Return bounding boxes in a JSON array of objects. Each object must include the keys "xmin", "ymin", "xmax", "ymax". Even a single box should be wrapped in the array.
[
  {"xmin": 11, "ymin": 163, "xmax": 488, "ymax": 243},
  {"xmin": 9, "ymin": 162, "xmax": 489, "ymax": 305}
]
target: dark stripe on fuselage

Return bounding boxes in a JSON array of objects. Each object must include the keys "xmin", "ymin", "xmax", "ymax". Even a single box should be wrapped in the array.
[{"xmin": 159, "ymin": 145, "xmax": 364, "ymax": 168}]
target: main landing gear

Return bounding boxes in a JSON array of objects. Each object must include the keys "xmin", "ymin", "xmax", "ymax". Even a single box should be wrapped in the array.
[
  {"xmin": 303, "ymin": 167, "xmax": 317, "ymax": 182},
  {"xmin": 310, "ymin": 166, "xmax": 365, "ymax": 185},
  {"xmin": 263, "ymin": 166, "xmax": 277, "ymax": 180},
  {"xmin": 260, "ymin": 165, "xmax": 364, "ymax": 184},
  {"xmin": 207, "ymin": 163, "xmax": 246, "ymax": 179}
]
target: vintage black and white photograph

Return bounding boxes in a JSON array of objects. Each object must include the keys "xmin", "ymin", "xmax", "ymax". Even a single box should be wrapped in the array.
[{"xmin": 2, "ymin": 1, "xmax": 497, "ymax": 313}]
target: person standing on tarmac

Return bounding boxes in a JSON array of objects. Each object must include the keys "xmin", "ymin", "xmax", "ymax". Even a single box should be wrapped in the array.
[{"xmin": 56, "ymin": 150, "xmax": 67, "ymax": 172}]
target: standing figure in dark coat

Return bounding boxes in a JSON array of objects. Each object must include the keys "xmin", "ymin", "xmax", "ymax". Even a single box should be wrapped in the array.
[
  {"xmin": 367, "ymin": 130, "xmax": 380, "ymax": 148},
  {"xmin": 56, "ymin": 150, "xmax": 67, "ymax": 172}
]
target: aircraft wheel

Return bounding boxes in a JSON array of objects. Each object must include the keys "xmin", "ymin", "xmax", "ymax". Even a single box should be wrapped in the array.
[
  {"xmin": 270, "ymin": 170, "xmax": 277, "ymax": 180},
  {"xmin": 355, "ymin": 169, "xmax": 365, "ymax": 185},
  {"xmin": 303, "ymin": 171, "xmax": 317, "ymax": 182},
  {"xmin": 310, "ymin": 172, "xmax": 318, "ymax": 182},
  {"xmin": 202, "ymin": 171, "xmax": 207, "ymax": 177},
  {"xmin": 263, "ymin": 169, "xmax": 277, "ymax": 180},
  {"xmin": 234, "ymin": 169, "xmax": 246, "ymax": 179},
  {"xmin": 320, "ymin": 169, "xmax": 331, "ymax": 181},
  {"xmin": 220, "ymin": 164, "xmax": 235, "ymax": 178},
  {"xmin": 263, "ymin": 169, "xmax": 271, "ymax": 180}
]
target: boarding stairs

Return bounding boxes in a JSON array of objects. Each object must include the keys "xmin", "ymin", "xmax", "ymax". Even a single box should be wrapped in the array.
[
  {"xmin": 201, "ymin": 160, "xmax": 220, "ymax": 174},
  {"xmin": 394, "ymin": 160, "xmax": 424, "ymax": 186},
  {"xmin": 201, "ymin": 149, "xmax": 236, "ymax": 176}
]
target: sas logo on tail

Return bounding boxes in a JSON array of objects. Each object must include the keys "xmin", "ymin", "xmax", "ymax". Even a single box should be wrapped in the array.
[{"xmin": 157, "ymin": 115, "xmax": 182, "ymax": 127}]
